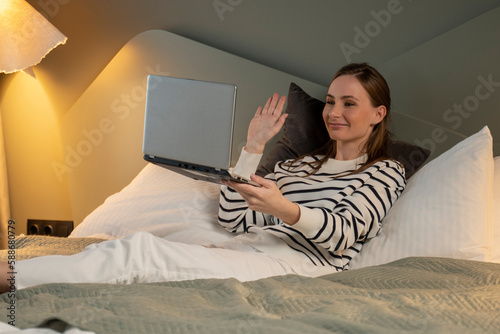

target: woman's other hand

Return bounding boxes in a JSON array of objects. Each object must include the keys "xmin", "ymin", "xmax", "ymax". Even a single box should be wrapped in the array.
[
  {"xmin": 245, "ymin": 93, "xmax": 287, "ymax": 154},
  {"xmin": 222, "ymin": 174, "xmax": 300, "ymax": 225}
]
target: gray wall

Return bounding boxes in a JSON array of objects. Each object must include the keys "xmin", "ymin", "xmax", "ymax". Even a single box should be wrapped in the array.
[{"xmin": 1, "ymin": 0, "xmax": 499, "ymax": 234}]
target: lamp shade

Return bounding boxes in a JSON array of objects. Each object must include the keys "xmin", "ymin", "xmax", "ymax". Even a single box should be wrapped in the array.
[{"xmin": 0, "ymin": 0, "xmax": 67, "ymax": 74}]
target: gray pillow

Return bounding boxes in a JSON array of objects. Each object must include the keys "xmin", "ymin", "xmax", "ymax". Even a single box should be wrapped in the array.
[{"xmin": 256, "ymin": 82, "xmax": 431, "ymax": 179}]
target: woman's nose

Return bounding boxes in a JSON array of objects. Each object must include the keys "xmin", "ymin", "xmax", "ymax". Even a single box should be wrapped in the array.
[{"xmin": 328, "ymin": 105, "xmax": 341, "ymax": 118}]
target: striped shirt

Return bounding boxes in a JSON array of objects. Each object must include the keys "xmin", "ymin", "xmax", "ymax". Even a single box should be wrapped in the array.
[{"xmin": 218, "ymin": 151, "xmax": 406, "ymax": 271}]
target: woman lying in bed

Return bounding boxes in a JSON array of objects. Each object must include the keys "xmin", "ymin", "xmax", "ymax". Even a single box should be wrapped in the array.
[{"xmin": 0, "ymin": 63, "xmax": 405, "ymax": 292}]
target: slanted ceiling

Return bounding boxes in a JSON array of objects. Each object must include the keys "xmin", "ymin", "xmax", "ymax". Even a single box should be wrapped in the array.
[{"xmin": 10, "ymin": 0, "xmax": 499, "ymax": 115}]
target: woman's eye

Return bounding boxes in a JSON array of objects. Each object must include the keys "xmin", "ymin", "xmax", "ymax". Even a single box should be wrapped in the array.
[
  {"xmin": 345, "ymin": 102, "xmax": 355, "ymax": 107},
  {"xmin": 326, "ymin": 100, "xmax": 334, "ymax": 105}
]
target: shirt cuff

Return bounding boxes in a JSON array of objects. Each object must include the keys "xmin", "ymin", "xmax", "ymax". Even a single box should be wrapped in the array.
[
  {"xmin": 230, "ymin": 147, "xmax": 263, "ymax": 179},
  {"xmin": 286, "ymin": 205, "xmax": 324, "ymax": 238}
]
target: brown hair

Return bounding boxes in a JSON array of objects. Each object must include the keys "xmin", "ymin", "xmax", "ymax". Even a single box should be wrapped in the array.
[{"xmin": 286, "ymin": 63, "xmax": 393, "ymax": 176}]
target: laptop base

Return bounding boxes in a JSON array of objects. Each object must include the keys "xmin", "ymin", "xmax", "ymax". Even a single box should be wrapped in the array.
[{"xmin": 144, "ymin": 155, "xmax": 260, "ymax": 187}]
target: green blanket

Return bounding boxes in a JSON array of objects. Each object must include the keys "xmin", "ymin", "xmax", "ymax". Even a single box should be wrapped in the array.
[{"xmin": 1, "ymin": 253, "xmax": 499, "ymax": 333}]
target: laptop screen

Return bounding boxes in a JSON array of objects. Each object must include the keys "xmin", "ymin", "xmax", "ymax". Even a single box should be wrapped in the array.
[{"xmin": 143, "ymin": 75, "xmax": 237, "ymax": 170}]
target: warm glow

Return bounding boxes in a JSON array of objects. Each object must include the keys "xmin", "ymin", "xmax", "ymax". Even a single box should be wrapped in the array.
[
  {"xmin": 1, "ymin": 72, "xmax": 73, "ymax": 235},
  {"xmin": 0, "ymin": 0, "xmax": 67, "ymax": 75}
]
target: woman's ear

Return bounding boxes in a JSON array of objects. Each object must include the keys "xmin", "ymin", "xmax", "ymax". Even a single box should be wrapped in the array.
[{"xmin": 373, "ymin": 105, "xmax": 387, "ymax": 124}]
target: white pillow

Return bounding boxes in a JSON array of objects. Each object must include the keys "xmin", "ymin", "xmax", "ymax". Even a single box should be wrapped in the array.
[
  {"xmin": 350, "ymin": 126, "xmax": 494, "ymax": 269},
  {"xmin": 70, "ymin": 164, "xmax": 233, "ymax": 245},
  {"xmin": 492, "ymin": 156, "xmax": 500, "ymax": 263}
]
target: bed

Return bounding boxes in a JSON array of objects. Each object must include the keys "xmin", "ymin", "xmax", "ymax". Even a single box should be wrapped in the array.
[
  {"xmin": 1, "ymin": 27, "xmax": 499, "ymax": 333},
  {"xmin": 1, "ymin": 105, "xmax": 499, "ymax": 334},
  {"xmin": 1, "ymin": 256, "xmax": 499, "ymax": 333}
]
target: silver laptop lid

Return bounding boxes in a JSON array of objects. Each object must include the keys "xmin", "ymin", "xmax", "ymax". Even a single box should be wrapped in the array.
[{"xmin": 143, "ymin": 75, "xmax": 237, "ymax": 170}]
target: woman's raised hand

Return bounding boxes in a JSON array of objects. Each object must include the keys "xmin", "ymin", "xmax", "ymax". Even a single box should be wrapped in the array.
[{"xmin": 245, "ymin": 93, "xmax": 287, "ymax": 154}]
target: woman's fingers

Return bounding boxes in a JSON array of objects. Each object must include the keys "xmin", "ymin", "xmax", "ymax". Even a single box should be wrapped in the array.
[
  {"xmin": 254, "ymin": 93, "xmax": 286, "ymax": 117},
  {"xmin": 261, "ymin": 95, "xmax": 273, "ymax": 115},
  {"xmin": 227, "ymin": 174, "xmax": 285, "ymax": 215},
  {"xmin": 267, "ymin": 94, "xmax": 279, "ymax": 114},
  {"xmin": 226, "ymin": 174, "xmax": 272, "ymax": 197},
  {"xmin": 268, "ymin": 94, "xmax": 286, "ymax": 116},
  {"xmin": 274, "ymin": 95, "xmax": 287, "ymax": 115},
  {"xmin": 260, "ymin": 93, "xmax": 284, "ymax": 115},
  {"xmin": 249, "ymin": 173, "xmax": 273, "ymax": 187},
  {"xmin": 273, "ymin": 113, "xmax": 288, "ymax": 131},
  {"xmin": 254, "ymin": 105, "xmax": 263, "ymax": 116}
]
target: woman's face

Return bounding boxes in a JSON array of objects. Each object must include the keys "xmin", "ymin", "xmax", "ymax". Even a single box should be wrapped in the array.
[{"xmin": 323, "ymin": 74, "xmax": 385, "ymax": 152}]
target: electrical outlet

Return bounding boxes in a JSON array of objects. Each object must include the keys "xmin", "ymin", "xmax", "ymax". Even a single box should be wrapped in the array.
[{"xmin": 27, "ymin": 219, "xmax": 74, "ymax": 237}]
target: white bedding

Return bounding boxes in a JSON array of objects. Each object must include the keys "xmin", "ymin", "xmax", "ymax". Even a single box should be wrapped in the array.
[
  {"xmin": 351, "ymin": 126, "xmax": 495, "ymax": 268},
  {"xmin": 493, "ymin": 155, "xmax": 500, "ymax": 262},
  {"xmin": 70, "ymin": 164, "xmax": 233, "ymax": 245},
  {"xmin": 71, "ymin": 127, "xmax": 500, "ymax": 268}
]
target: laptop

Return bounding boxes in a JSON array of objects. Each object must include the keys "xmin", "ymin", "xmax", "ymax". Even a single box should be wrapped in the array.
[{"xmin": 142, "ymin": 75, "xmax": 260, "ymax": 186}]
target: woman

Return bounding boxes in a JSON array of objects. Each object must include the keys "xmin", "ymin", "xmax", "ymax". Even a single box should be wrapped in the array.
[
  {"xmin": 0, "ymin": 63, "xmax": 405, "ymax": 292},
  {"xmin": 218, "ymin": 62, "xmax": 406, "ymax": 276}
]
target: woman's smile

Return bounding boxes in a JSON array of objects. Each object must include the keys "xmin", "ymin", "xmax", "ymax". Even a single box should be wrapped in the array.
[{"xmin": 328, "ymin": 122, "xmax": 349, "ymax": 129}]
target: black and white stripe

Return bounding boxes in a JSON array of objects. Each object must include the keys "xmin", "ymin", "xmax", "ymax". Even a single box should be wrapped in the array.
[{"xmin": 218, "ymin": 156, "xmax": 406, "ymax": 271}]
